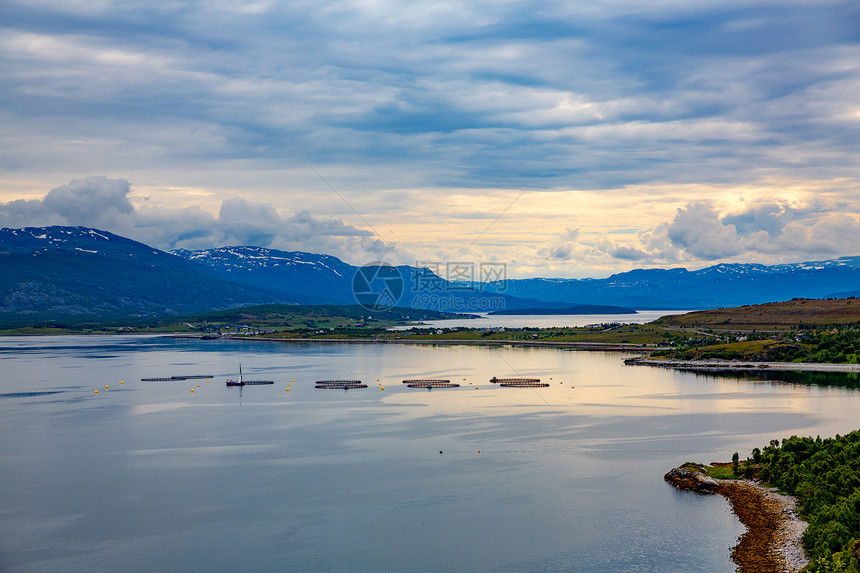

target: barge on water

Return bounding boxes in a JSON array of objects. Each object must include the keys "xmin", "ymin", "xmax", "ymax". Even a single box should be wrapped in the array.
[
  {"xmin": 141, "ymin": 374, "xmax": 214, "ymax": 381},
  {"xmin": 226, "ymin": 365, "xmax": 274, "ymax": 386},
  {"xmin": 402, "ymin": 379, "xmax": 460, "ymax": 389},
  {"xmin": 315, "ymin": 380, "xmax": 367, "ymax": 389},
  {"xmin": 489, "ymin": 376, "xmax": 549, "ymax": 387}
]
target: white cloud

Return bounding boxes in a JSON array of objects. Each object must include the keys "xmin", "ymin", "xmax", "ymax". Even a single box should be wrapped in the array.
[
  {"xmin": 611, "ymin": 198, "xmax": 860, "ymax": 265},
  {"xmin": 0, "ymin": 176, "xmax": 392, "ymax": 264},
  {"xmin": 666, "ymin": 202, "xmax": 743, "ymax": 259}
]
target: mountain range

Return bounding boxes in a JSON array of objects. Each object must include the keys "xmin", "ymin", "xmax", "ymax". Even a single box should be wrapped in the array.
[
  {"xmin": 169, "ymin": 245, "xmax": 568, "ymax": 312},
  {"xmin": 2, "ymin": 225, "xmax": 859, "ymax": 320},
  {"xmin": 482, "ymin": 258, "xmax": 860, "ymax": 309},
  {"xmin": 0, "ymin": 227, "xmax": 290, "ymax": 320}
]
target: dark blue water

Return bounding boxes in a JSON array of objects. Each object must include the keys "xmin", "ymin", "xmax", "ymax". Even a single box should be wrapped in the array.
[{"xmin": 2, "ymin": 336, "xmax": 859, "ymax": 572}]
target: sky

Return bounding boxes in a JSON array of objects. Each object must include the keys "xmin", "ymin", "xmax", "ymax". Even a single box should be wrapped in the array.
[{"xmin": 1, "ymin": 0, "xmax": 859, "ymax": 278}]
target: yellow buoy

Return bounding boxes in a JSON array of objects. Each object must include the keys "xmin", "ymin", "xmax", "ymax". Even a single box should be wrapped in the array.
[
  {"xmin": 207, "ymin": 380, "xmax": 210, "ymax": 383},
  {"xmin": 105, "ymin": 385, "xmax": 109, "ymax": 389},
  {"xmin": 291, "ymin": 379, "xmax": 295, "ymax": 382},
  {"xmin": 120, "ymin": 381, "xmax": 124, "ymax": 384},
  {"xmin": 191, "ymin": 389, "xmax": 194, "ymax": 393},
  {"xmin": 286, "ymin": 388, "xmax": 290, "ymax": 392},
  {"xmin": 94, "ymin": 389, "xmax": 98, "ymax": 394},
  {"xmin": 381, "ymin": 387, "xmax": 384, "ymax": 390},
  {"xmin": 377, "ymin": 379, "xmax": 380, "ymax": 381}
]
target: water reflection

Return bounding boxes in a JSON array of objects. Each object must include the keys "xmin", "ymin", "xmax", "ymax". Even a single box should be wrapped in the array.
[
  {"xmin": 1, "ymin": 336, "xmax": 859, "ymax": 572},
  {"xmin": 689, "ymin": 368, "xmax": 860, "ymax": 389}
]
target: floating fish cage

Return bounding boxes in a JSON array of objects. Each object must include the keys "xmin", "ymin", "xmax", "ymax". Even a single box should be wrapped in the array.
[
  {"xmin": 242, "ymin": 380, "xmax": 274, "ymax": 385},
  {"xmin": 499, "ymin": 381, "xmax": 550, "ymax": 387},
  {"xmin": 402, "ymin": 379, "xmax": 452, "ymax": 384},
  {"xmin": 315, "ymin": 380, "xmax": 367, "ymax": 389},
  {"xmin": 404, "ymin": 379, "xmax": 460, "ymax": 389},
  {"xmin": 141, "ymin": 374, "xmax": 214, "ymax": 382},
  {"xmin": 489, "ymin": 377, "xmax": 541, "ymax": 384}
]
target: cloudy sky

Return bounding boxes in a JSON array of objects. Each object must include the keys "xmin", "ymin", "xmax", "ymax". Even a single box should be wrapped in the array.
[{"xmin": 1, "ymin": 0, "xmax": 859, "ymax": 277}]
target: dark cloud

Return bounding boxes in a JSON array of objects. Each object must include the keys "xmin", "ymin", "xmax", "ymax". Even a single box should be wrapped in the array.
[
  {"xmin": 1, "ymin": 1, "xmax": 858, "ymax": 190},
  {"xmin": 2, "ymin": 1, "xmax": 860, "ymax": 276},
  {"xmin": 548, "ymin": 244, "xmax": 574, "ymax": 260},
  {"xmin": 611, "ymin": 246, "xmax": 649, "ymax": 261}
]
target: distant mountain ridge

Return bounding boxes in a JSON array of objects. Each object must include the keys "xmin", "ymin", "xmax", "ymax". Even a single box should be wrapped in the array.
[
  {"xmin": 482, "ymin": 258, "xmax": 860, "ymax": 309},
  {"xmin": 173, "ymin": 245, "xmax": 860, "ymax": 310},
  {"xmin": 171, "ymin": 246, "xmax": 356, "ymax": 304},
  {"xmin": 3, "ymin": 226, "xmax": 859, "ymax": 320},
  {"xmin": 170, "ymin": 245, "xmax": 580, "ymax": 311},
  {"xmin": 0, "ymin": 227, "xmax": 580, "ymax": 320},
  {"xmin": 0, "ymin": 226, "xmax": 297, "ymax": 319}
]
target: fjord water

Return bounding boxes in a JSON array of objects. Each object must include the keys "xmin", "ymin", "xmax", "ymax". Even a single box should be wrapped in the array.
[
  {"xmin": 2, "ymin": 337, "xmax": 860, "ymax": 572},
  {"xmin": 388, "ymin": 309, "xmax": 685, "ymax": 330}
]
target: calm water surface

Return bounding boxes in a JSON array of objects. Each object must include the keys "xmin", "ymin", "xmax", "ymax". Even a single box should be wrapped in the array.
[
  {"xmin": 390, "ymin": 310, "xmax": 688, "ymax": 330},
  {"xmin": 2, "ymin": 335, "xmax": 860, "ymax": 572}
]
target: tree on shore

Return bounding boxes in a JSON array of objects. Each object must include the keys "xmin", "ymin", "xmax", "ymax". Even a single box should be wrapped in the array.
[{"xmin": 756, "ymin": 431, "xmax": 860, "ymax": 572}]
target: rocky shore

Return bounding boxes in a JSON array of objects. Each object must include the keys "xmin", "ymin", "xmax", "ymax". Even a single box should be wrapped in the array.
[{"xmin": 665, "ymin": 463, "xmax": 809, "ymax": 572}]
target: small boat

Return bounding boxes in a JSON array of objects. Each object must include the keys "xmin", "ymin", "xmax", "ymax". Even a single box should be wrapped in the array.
[{"xmin": 226, "ymin": 364, "xmax": 274, "ymax": 386}]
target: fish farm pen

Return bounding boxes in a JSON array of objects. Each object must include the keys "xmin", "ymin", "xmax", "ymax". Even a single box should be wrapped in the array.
[
  {"xmin": 402, "ymin": 379, "xmax": 460, "ymax": 389},
  {"xmin": 140, "ymin": 374, "xmax": 214, "ymax": 381},
  {"xmin": 489, "ymin": 377, "xmax": 542, "ymax": 384},
  {"xmin": 498, "ymin": 381, "xmax": 550, "ymax": 387},
  {"xmin": 238, "ymin": 380, "xmax": 274, "ymax": 385},
  {"xmin": 315, "ymin": 380, "xmax": 368, "ymax": 389}
]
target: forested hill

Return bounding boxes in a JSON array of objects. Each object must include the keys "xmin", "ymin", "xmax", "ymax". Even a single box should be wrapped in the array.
[{"xmin": 743, "ymin": 432, "xmax": 860, "ymax": 571}]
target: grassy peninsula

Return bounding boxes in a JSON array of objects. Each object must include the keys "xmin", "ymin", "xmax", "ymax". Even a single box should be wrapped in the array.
[
  {"xmin": 647, "ymin": 299, "xmax": 860, "ymax": 364},
  {"xmin": 701, "ymin": 431, "xmax": 860, "ymax": 572}
]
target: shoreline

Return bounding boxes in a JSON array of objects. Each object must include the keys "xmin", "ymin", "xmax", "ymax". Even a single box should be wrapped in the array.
[
  {"xmin": 215, "ymin": 335, "xmax": 650, "ymax": 352},
  {"xmin": 219, "ymin": 336, "xmax": 860, "ymax": 371},
  {"xmin": 7, "ymin": 332, "xmax": 860, "ymax": 373},
  {"xmin": 717, "ymin": 479, "xmax": 809, "ymax": 572},
  {"xmin": 665, "ymin": 465, "xmax": 809, "ymax": 572},
  {"xmin": 626, "ymin": 356, "xmax": 860, "ymax": 373}
]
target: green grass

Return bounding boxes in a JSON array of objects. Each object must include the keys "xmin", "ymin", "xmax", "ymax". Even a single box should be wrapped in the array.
[
  {"xmin": 704, "ymin": 465, "xmax": 739, "ymax": 479},
  {"xmin": 653, "ymin": 298, "xmax": 860, "ymax": 332}
]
